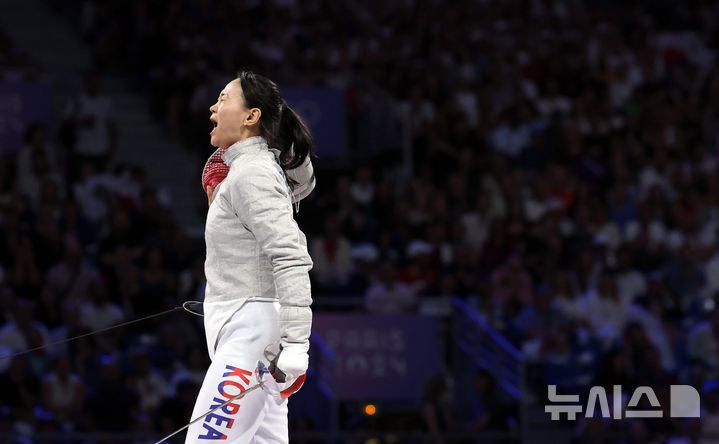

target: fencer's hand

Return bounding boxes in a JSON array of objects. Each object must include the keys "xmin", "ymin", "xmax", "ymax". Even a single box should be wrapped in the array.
[
  {"xmin": 266, "ymin": 343, "xmax": 308, "ymax": 398},
  {"xmin": 275, "ymin": 342, "xmax": 309, "ymax": 382},
  {"xmin": 206, "ymin": 185, "xmax": 214, "ymax": 206}
]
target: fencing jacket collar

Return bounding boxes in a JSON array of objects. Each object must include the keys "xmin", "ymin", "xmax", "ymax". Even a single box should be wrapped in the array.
[
  {"xmin": 221, "ymin": 136, "xmax": 316, "ymax": 208},
  {"xmin": 221, "ymin": 136, "xmax": 267, "ymax": 166}
]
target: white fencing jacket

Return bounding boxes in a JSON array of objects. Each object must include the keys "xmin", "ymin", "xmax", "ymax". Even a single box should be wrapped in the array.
[{"xmin": 203, "ymin": 136, "xmax": 313, "ymax": 359}]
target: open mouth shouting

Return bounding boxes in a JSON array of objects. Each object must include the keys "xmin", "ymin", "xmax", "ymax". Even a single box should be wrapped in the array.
[{"xmin": 210, "ymin": 115, "xmax": 218, "ymax": 135}]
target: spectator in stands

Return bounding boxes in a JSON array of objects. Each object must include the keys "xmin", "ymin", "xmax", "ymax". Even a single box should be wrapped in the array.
[
  {"xmin": 61, "ymin": 72, "xmax": 116, "ymax": 182},
  {"xmin": 7, "ymin": 234, "xmax": 42, "ymax": 299},
  {"xmin": 615, "ymin": 245, "xmax": 647, "ymax": 305},
  {"xmin": 511, "ymin": 284, "xmax": 569, "ymax": 346},
  {"xmin": 579, "ymin": 270, "xmax": 630, "ymax": 343},
  {"xmin": 0, "ymin": 356, "xmax": 40, "ymax": 424},
  {"xmin": 466, "ymin": 368, "xmax": 514, "ymax": 434},
  {"xmin": 47, "ymin": 301, "xmax": 84, "ymax": 358},
  {"xmin": 7, "ymin": 0, "xmax": 719, "ymax": 440},
  {"xmin": 569, "ymin": 246, "xmax": 603, "ymax": 298},
  {"xmin": 705, "ymin": 253, "xmax": 719, "ymax": 301},
  {"xmin": 79, "ymin": 276, "xmax": 123, "ymax": 331},
  {"xmin": 346, "ymin": 243, "xmax": 379, "ymax": 297},
  {"xmin": 689, "ymin": 307, "xmax": 719, "ymax": 376},
  {"xmin": 349, "ymin": 166, "xmax": 375, "ymax": 208},
  {"xmin": 41, "ymin": 355, "xmax": 83, "ymax": 424},
  {"xmin": 155, "ymin": 380, "xmax": 200, "ymax": 440},
  {"xmin": 127, "ymin": 347, "xmax": 166, "ymax": 415},
  {"xmin": 421, "ymin": 375, "xmax": 456, "ymax": 444},
  {"xmin": 136, "ymin": 246, "xmax": 176, "ymax": 316},
  {"xmin": 0, "ymin": 286, "xmax": 15, "ymax": 328},
  {"xmin": 460, "ymin": 189, "xmax": 496, "ymax": 249},
  {"xmin": 85, "ymin": 355, "xmax": 138, "ymax": 432},
  {"xmin": 0, "ymin": 298, "xmax": 50, "ymax": 354},
  {"xmin": 166, "ymin": 345, "xmax": 208, "ymax": 397},
  {"xmin": 398, "ymin": 240, "xmax": 438, "ymax": 296},
  {"xmin": 490, "ymin": 254, "xmax": 534, "ymax": 318},
  {"xmin": 365, "ymin": 259, "xmax": 417, "ymax": 314},
  {"xmin": 35, "ymin": 285, "xmax": 63, "ymax": 330},
  {"xmin": 698, "ymin": 380, "xmax": 719, "ymax": 443},
  {"xmin": 46, "ymin": 235, "xmax": 99, "ymax": 305},
  {"xmin": 72, "ymin": 161, "xmax": 113, "ymax": 225},
  {"xmin": 550, "ymin": 270, "xmax": 583, "ymax": 321},
  {"xmin": 33, "ymin": 203, "xmax": 66, "ymax": 273},
  {"xmin": 16, "ymin": 123, "xmax": 64, "ymax": 209},
  {"xmin": 310, "ymin": 213, "xmax": 353, "ymax": 293}
]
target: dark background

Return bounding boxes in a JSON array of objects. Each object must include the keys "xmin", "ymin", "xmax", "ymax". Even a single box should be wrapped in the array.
[{"xmin": 1, "ymin": 0, "xmax": 719, "ymax": 442}]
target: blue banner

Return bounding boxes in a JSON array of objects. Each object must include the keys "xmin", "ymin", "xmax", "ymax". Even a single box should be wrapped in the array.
[
  {"xmin": 0, "ymin": 83, "xmax": 51, "ymax": 153},
  {"xmin": 313, "ymin": 314, "xmax": 442, "ymax": 402},
  {"xmin": 281, "ymin": 87, "xmax": 347, "ymax": 159}
]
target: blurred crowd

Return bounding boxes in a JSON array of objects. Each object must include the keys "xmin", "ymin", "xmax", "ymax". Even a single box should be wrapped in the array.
[
  {"xmin": 2, "ymin": 0, "xmax": 719, "ymax": 441},
  {"xmin": 0, "ymin": 83, "xmax": 209, "ymax": 441},
  {"xmin": 0, "ymin": 28, "xmax": 41, "ymax": 84}
]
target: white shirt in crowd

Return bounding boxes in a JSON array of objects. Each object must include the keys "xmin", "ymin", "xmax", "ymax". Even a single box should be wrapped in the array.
[
  {"xmin": 705, "ymin": 253, "xmax": 719, "ymax": 297},
  {"xmin": 689, "ymin": 321, "xmax": 719, "ymax": 374},
  {"xmin": 79, "ymin": 301, "xmax": 124, "ymax": 331},
  {"xmin": 365, "ymin": 281, "xmax": 417, "ymax": 314},
  {"xmin": 624, "ymin": 219, "xmax": 668, "ymax": 247},
  {"xmin": 310, "ymin": 236, "xmax": 353, "ymax": 287},
  {"xmin": 64, "ymin": 92, "xmax": 113, "ymax": 156},
  {"xmin": 616, "ymin": 270, "xmax": 647, "ymax": 305},
  {"xmin": 132, "ymin": 370, "xmax": 167, "ymax": 412},
  {"xmin": 490, "ymin": 123, "xmax": 533, "ymax": 157},
  {"xmin": 0, "ymin": 321, "xmax": 50, "ymax": 351},
  {"xmin": 578, "ymin": 289, "xmax": 630, "ymax": 341}
]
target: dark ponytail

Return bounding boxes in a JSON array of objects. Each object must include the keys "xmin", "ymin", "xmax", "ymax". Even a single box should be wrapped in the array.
[
  {"xmin": 235, "ymin": 69, "xmax": 315, "ymax": 184},
  {"xmin": 276, "ymin": 101, "xmax": 314, "ymax": 170}
]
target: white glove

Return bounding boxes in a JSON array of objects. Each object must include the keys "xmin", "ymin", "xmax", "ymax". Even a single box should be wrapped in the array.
[{"xmin": 276, "ymin": 342, "xmax": 309, "ymax": 382}]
